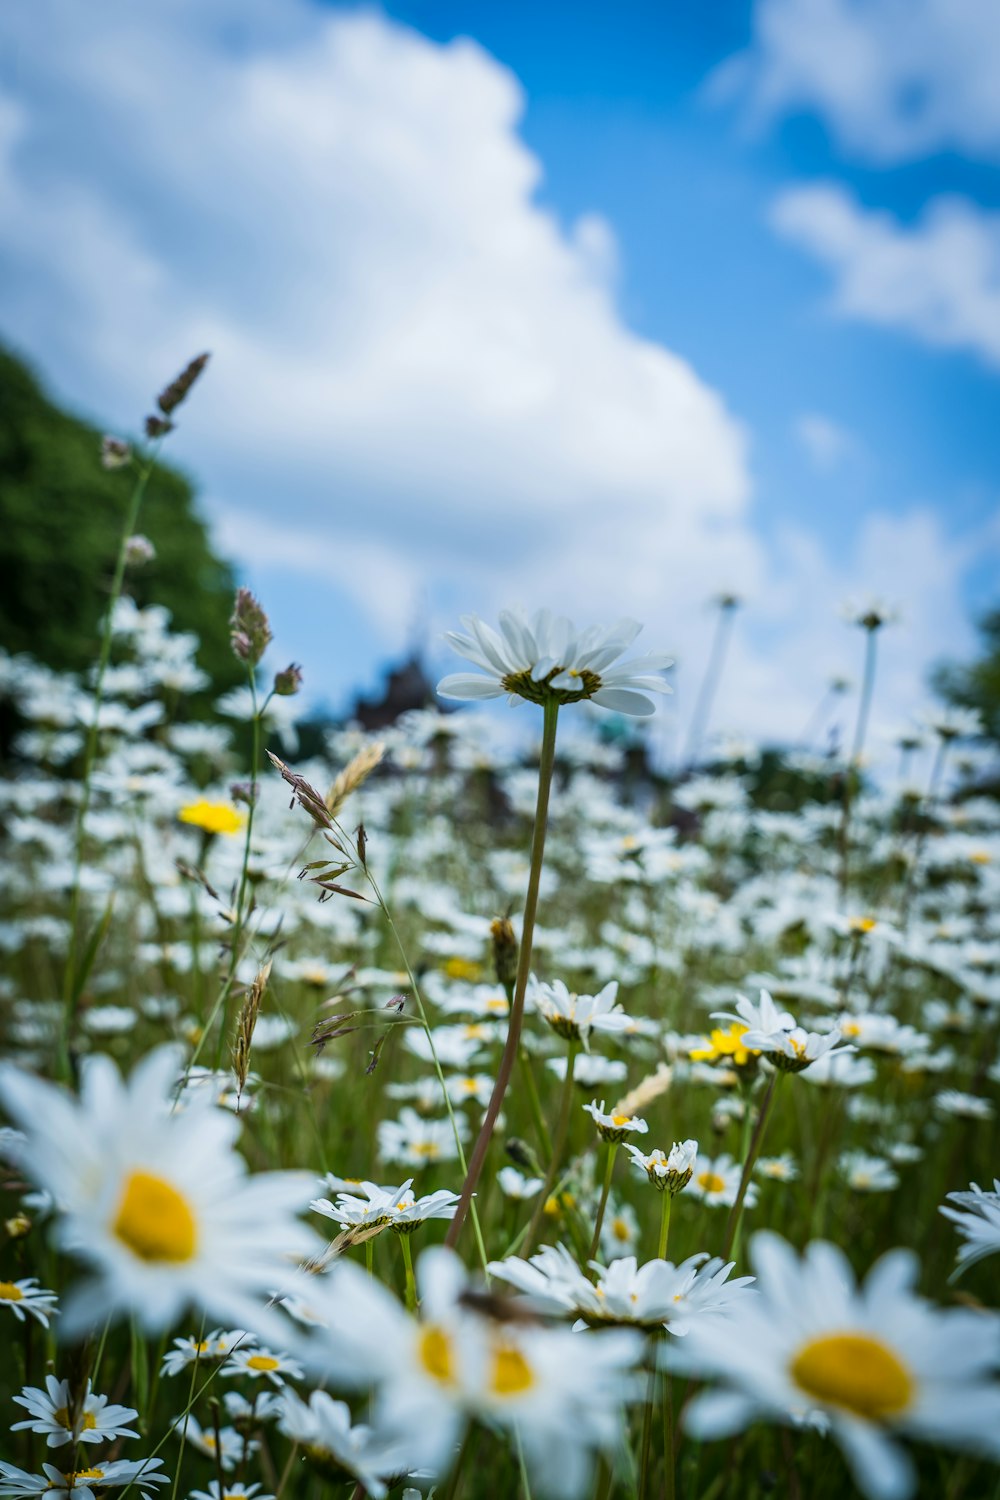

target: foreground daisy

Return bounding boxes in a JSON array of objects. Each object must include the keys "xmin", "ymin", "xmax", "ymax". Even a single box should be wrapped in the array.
[
  {"xmin": 0, "ymin": 1046, "xmax": 319, "ymax": 1335},
  {"xmin": 676, "ymin": 1231, "xmax": 1000, "ymax": 1499},
  {"xmin": 438, "ymin": 610, "xmax": 672, "ymax": 717},
  {"xmin": 277, "ymin": 1390, "xmax": 397, "ymax": 1498},
  {"xmin": 296, "ymin": 1246, "xmax": 640, "ymax": 1498}
]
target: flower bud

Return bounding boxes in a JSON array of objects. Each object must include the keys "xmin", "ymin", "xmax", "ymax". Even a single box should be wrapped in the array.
[{"xmin": 273, "ymin": 662, "xmax": 303, "ymax": 697}]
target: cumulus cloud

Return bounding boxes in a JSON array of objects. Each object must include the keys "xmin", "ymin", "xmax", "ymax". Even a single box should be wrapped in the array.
[
  {"xmin": 712, "ymin": 0, "xmax": 1000, "ymax": 164},
  {"xmin": 772, "ymin": 185, "xmax": 1000, "ymax": 369},
  {"xmin": 0, "ymin": 0, "xmax": 987, "ymax": 754}
]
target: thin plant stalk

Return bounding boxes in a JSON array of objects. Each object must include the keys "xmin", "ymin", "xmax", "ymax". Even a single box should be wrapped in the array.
[
  {"xmin": 61, "ymin": 443, "xmax": 161, "ymax": 1065},
  {"xmin": 681, "ymin": 596, "xmax": 739, "ymax": 770},
  {"xmin": 721, "ymin": 1073, "xmax": 782, "ymax": 1262},
  {"xmin": 523, "ymin": 1037, "xmax": 579, "ymax": 1257},
  {"xmin": 657, "ymin": 1190, "xmax": 672, "ymax": 1262},
  {"xmin": 838, "ymin": 624, "xmax": 880, "ymax": 900},
  {"xmin": 445, "ymin": 699, "xmax": 561, "ymax": 1250},
  {"xmin": 399, "ymin": 1232, "xmax": 417, "ymax": 1312},
  {"xmin": 589, "ymin": 1141, "xmax": 619, "ymax": 1261}
]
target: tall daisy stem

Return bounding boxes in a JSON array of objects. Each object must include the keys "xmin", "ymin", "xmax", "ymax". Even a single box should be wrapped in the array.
[
  {"xmin": 445, "ymin": 700, "xmax": 560, "ymax": 1249},
  {"xmin": 523, "ymin": 1038, "xmax": 578, "ymax": 1257},
  {"xmin": 657, "ymin": 1191, "xmax": 673, "ymax": 1262},
  {"xmin": 722, "ymin": 1073, "xmax": 781, "ymax": 1262},
  {"xmin": 589, "ymin": 1141, "xmax": 619, "ymax": 1261}
]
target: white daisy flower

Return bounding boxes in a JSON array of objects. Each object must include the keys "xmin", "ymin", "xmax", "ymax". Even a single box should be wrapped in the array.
[
  {"xmin": 0, "ymin": 1046, "xmax": 319, "ymax": 1336},
  {"xmin": 0, "ymin": 1458, "xmax": 169, "ymax": 1500},
  {"xmin": 582, "ymin": 1099, "xmax": 649, "ymax": 1143},
  {"xmin": 497, "ymin": 1166, "xmax": 544, "ymax": 1201},
  {"xmin": 161, "ymin": 1329, "xmax": 252, "ymax": 1377},
  {"xmin": 171, "ymin": 1415, "xmax": 243, "ymax": 1472},
  {"xmin": 0, "ymin": 1277, "xmax": 58, "ymax": 1327},
  {"xmin": 489, "ymin": 1243, "xmax": 754, "ymax": 1334},
  {"xmin": 221, "ymin": 1347, "xmax": 304, "ymax": 1386},
  {"xmin": 437, "ymin": 610, "xmax": 672, "ymax": 717},
  {"xmin": 711, "ymin": 990, "xmax": 797, "ymax": 1039},
  {"xmin": 546, "ymin": 1054, "xmax": 628, "ymax": 1088},
  {"xmin": 678, "ymin": 1231, "xmax": 1000, "ymax": 1500},
  {"xmin": 376, "ymin": 1110, "xmax": 468, "ymax": 1169},
  {"xmin": 840, "ymin": 1153, "xmax": 900, "ymax": 1193},
  {"xmin": 277, "ymin": 1390, "xmax": 397, "ymax": 1499},
  {"xmin": 11, "ymin": 1377, "xmax": 137, "ymax": 1448},
  {"xmin": 940, "ymin": 1180, "xmax": 1000, "ymax": 1275},
  {"xmin": 687, "ymin": 1154, "xmax": 756, "ymax": 1210},
  {"xmin": 529, "ymin": 977, "xmax": 629, "ymax": 1051},
  {"xmin": 625, "ymin": 1140, "xmax": 698, "ymax": 1195},
  {"xmin": 297, "ymin": 1246, "xmax": 641, "ymax": 1498},
  {"xmin": 189, "ymin": 1484, "xmax": 273, "ymax": 1500},
  {"xmin": 756, "ymin": 1154, "xmax": 799, "ymax": 1183},
  {"xmin": 934, "ymin": 1090, "xmax": 995, "ymax": 1121}
]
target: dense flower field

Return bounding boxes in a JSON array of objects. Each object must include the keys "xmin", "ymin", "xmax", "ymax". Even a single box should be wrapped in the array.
[{"xmin": 1, "ymin": 372, "xmax": 999, "ymax": 1499}]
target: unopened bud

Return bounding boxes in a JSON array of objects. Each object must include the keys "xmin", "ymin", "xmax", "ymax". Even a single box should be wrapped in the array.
[
  {"xmin": 230, "ymin": 588, "xmax": 273, "ymax": 667},
  {"xmin": 145, "ymin": 414, "xmax": 174, "ymax": 439},
  {"xmin": 124, "ymin": 534, "xmax": 156, "ymax": 567},
  {"xmin": 101, "ymin": 435, "xmax": 131, "ymax": 470},
  {"xmin": 5, "ymin": 1214, "xmax": 31, "ymax": 1239},
  {"xmin": 230, "ymin": 781, "xmax": 259, "ymax": 808},
  {"xmin": 505, "ymin": 1137, "xmax": 542, "ymax": 1176},
  {"xmin": 491, "ymin": 917, "xmax": 519, "ymax": 990},
  {"xmin": 273, "ymin": 662, "xmax": 303, "ymax": 697}
]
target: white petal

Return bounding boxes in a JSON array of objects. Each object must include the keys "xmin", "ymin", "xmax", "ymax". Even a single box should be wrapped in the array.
[
  {"xmin": 436, "ymin": 675, "xmax": 504, "ymax": 701},
  {"xmin": 591, "ymin": 688, "xmax": 656, "ymax": 717}
]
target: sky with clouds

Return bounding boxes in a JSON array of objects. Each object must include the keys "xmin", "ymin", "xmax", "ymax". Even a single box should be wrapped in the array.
[{"xmin": 1, "ymin": 0, "xmax": 997, "ymax": 764}]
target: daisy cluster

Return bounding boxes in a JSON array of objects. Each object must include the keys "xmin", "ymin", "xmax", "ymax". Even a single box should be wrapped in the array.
[{"xmin": 0, "ymin": 597, "xmax": 999, "ymax": 1500}]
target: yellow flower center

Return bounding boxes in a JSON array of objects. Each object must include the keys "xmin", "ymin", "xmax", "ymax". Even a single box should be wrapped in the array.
[
  {"xmin": 841, "ymin": 1020, "xmax": 861, "ymax": 1038},
  {"xmin": 54, "ymin": 1407, "xmax": 97, "ymax": 1432},
  {"xmin": 411, "ymin": 1141, "xmax": 441, "ymax": 1159},
  {"xmin": 418, "ymin": 1325, "xmax": 455, "ymax": 1384},
  {"xmin": 611, "ymin": 1217, "xmax": 630, "ymax": 1241},
  {"xmin": 611, "ymin": 1113, "xmax": 630, "ymax": 1127},
  {"xmin": 849, "ymin": 916, "xmax": 878, "ymax": 934},
  {"xmin": 113, "ymin": 1169, "xmax": 197, "ymax": 1262},
  {"xmin": 969, "ymin": 850, "xmax": 991, "ymax": 865},
  {"xmin": 178, "ymin": 800, "xmax": 245, "ymax": 836},
  {"xmin": 790, "ymin": 1333, "xmax": 914, "ymax": 1420},
  {"xmin": 0, "ymin": 1281, "xmax": 24, "ymax": 1301},
  {"xmin": 490, "ymin": 1341, "xmax": 535, "ymax": 1397},
  {"xmin": 444, "ymin": 957, "xmax": 482, "ymax": 981},
  {"xmin": 246, "ymin": 1355, "xmax": 281, "ymax": 1372},
  {"xmin": 698, "ymin": 1172, "xmax": 726, "ymax": 1194},
  {"xmin": 460, "ymin": 1078, "xmax": 480, "ymax": 1094},
  {"xmin": 70, "ymin": 1470, "xmax": 105, "ymax": 1484}
]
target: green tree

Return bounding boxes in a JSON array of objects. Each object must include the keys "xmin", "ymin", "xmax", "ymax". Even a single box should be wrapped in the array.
[
  {"xmin": 0, "ymin": 344, "xmax": 241, "ymax": 704},
  {"xmin": 934, "ymin": 606, "xmax": 1000, "ymax": 745}
]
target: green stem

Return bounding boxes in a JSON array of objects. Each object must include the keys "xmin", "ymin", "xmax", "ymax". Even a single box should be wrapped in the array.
[
  {"xmin": 722, "ymin": 1073, "xmax": 781, "ymax": 1262},
  {"xmin": 61, "ymin": 446, "xmax": 161, "ymax": 1068},
  {"xmin": 589, "ymin": 1141, "xmax": 619, "ymax": 1261},
  {"xmin": 518, "ymin": 1044, "xmax": 552, "ymax": 1157},
  {"xmin": 445, "ymin": 700, "xmax": 561, "ymax": 1251},
  {"xmin": 523, "ymin": 1038, "xmax": 578, "ymax": 1257},
  {"xmin": 657, "ymin": 1191, "xmax": 673, "ymax": 1262},
  {"xmin": 400, "ymin": 1232, "xmax": 417, "ymax": 1312}
]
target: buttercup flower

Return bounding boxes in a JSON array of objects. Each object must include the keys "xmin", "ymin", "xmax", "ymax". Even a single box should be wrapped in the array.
[
  {"xmin": 177, "ymin": 800, "xmax": 245, "ymax": 836},
  {"xmin": 438, "ymin": 610, "xmax": 672, "ymax": 717}
]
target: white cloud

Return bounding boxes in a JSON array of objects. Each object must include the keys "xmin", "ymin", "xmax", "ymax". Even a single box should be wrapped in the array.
[
  {"xmin": 714, "ymin": 0, "xmax": 1000, "ymax": 164},
  {"xmin": 772, "ymin": 185, "xmax": 1000, "ymax": 368},
  {"xmin": 795, "ymin": 412, "xmax": 854, "ymax": 470},
  {"xmin": 0, "ymin": 0, "xmax": 988, "ymax": 755}
]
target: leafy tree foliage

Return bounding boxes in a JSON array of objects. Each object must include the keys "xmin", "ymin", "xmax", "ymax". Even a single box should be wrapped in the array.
[
  {"xmin": 0, "ymin": 345, "xmax": 242, "ymax": 703},
  {"xmin": 934, "ymin": 607, "xmax": 1000, "ymax": 745}
]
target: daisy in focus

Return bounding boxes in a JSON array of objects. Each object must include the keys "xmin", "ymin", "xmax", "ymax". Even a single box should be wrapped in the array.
[
  {"xmin": 11, "ymin": 1378, "xmax": 137, "ymax": 1448},
  {"xmin": 676, "ymin": 1230, "xmax": 1000, "ymax": 1499},
  {"xmin": 437, "ymin": 610, "xmax": 672, "ymax": 717},
  {"xmin": 0, "ymin": 1045, "xmax": 319, "ymax": 1335}
]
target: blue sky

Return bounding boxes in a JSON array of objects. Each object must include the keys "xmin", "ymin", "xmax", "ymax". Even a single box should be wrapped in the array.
[{"xmin": 0, "ymin": 0, "xmax": 997, "ymax": 760}]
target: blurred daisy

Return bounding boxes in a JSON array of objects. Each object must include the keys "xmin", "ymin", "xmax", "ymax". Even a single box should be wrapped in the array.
[
  {"xmin": 757, "ymin": 1154, "xmax": 799, "ymax": 1184},
  {"xmin": 934, "ymin": 1090, "xmax": 994, "ymax": 1121},
  {"xmin": 277, "ymin": 1390, "xmax": 396, "ymax": 1498},
  {"xmin": 940, "ymin": 1180, "xmax": 1000, "ymax": 1275},
  {"xmin": 221, "ymin": 1347, "xmax": 304, "ymax": 1387},
  {"xmin": 161, "ymin": 1329, "xmax": 250, "ymax": 1377},
  {"xmin": 377, "ymin": 1110, "xmax": 468, "ymax": 1169},
  {"xmin": 497, "ymin": 1166, "xmax": 544, "ymax": 1201},
  {"xmin": 840, "ymin": 1153, "xmax": 899, "ymax": 1193},
  {"xmin": 679, "ymin": 1231, "xmax": 1000, "ymax": 1499},
  {"xmin": 687, "ymin": 1154, "xmax": 755, "ymax": 1210},
  {"xmin": 171, "ymin": 1415, "xmax": 242, "ymax": 1472},
  {"xmin": 437, "ymin": 610, "xmax": 672, "ymax": 717},
  {"xmin": 0, "ymin": 1046, "xmax": 319, "ymax": 1335}
]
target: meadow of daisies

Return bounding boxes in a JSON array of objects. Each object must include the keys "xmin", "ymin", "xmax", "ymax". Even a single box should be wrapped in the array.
[{"xmin": 2, "ymin": 361, "xmax": 1000, "ymax": 1500}]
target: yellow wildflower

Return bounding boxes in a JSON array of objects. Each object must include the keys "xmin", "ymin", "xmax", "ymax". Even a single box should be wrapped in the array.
[
  {"xmin": 689, "ymin": 1023, "xmax": 759, "ymax": 1068},
  {"xmin": 178, "ymin": 800, "xmax": 245, "ymax": 836}
]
